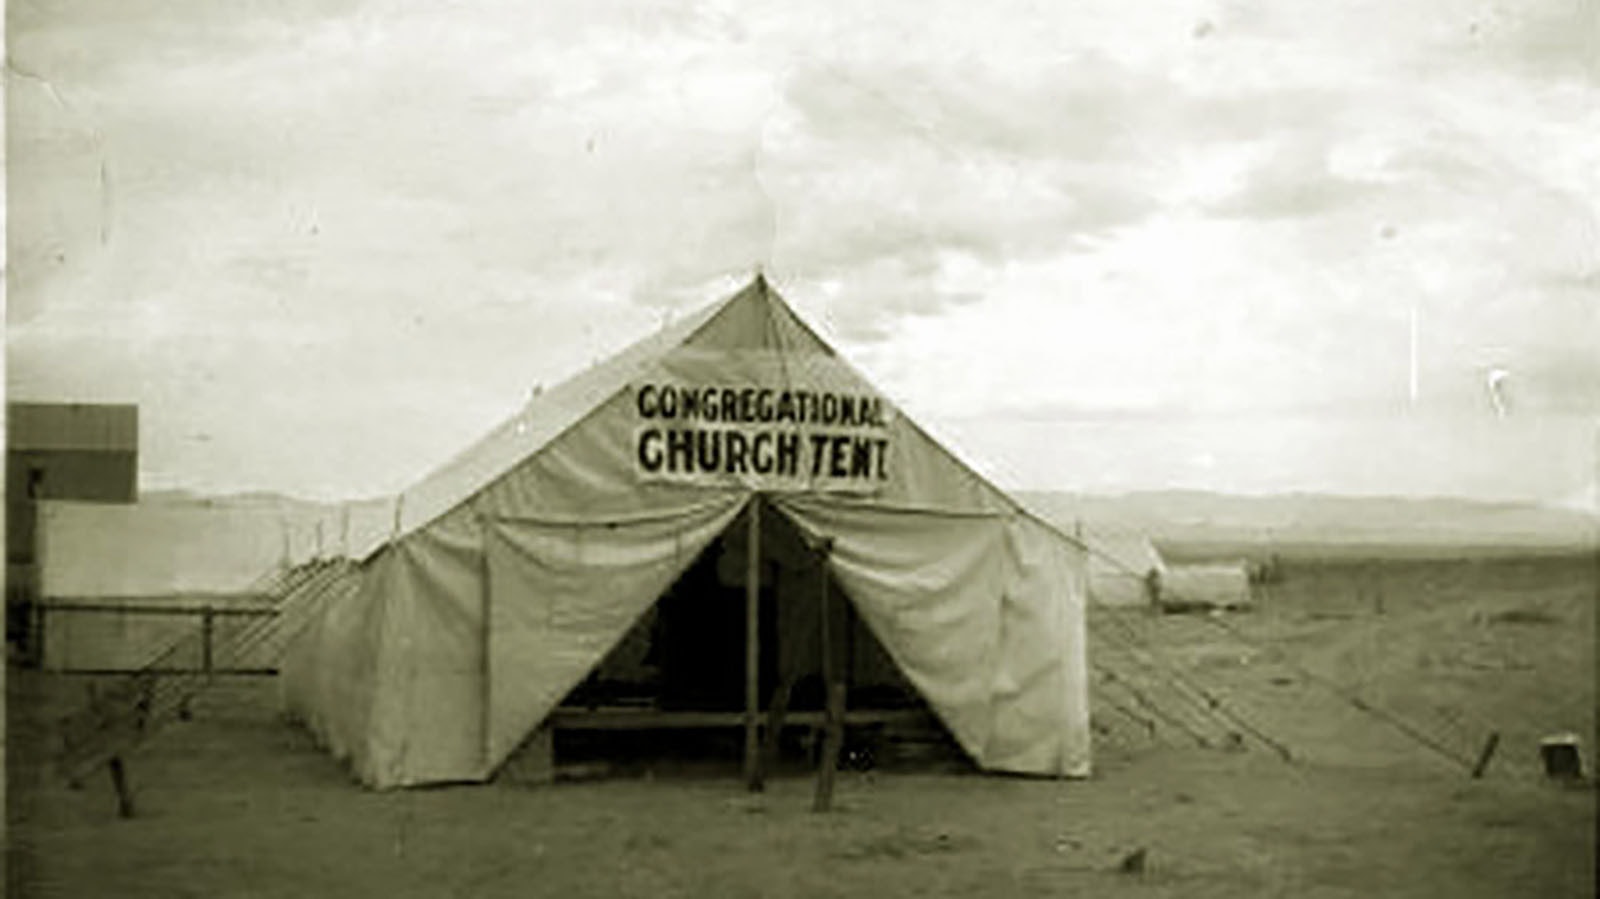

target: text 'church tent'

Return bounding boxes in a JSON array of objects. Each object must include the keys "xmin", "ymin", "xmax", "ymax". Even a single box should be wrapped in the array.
[{"xmin": 280, "ymin": 277, "xmax": 1092, "ymax": 789}]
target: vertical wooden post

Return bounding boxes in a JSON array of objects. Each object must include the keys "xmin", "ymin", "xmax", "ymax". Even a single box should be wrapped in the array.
[
  {"xmin": 760, "ymin": 676, "xmax": 795, "ymax": 781},
  {"xmin": 814, "ymin": 683, "xmax": 846, "ymax": 812},
  {"xmin": 818, "ymin": 548, "xmax": 832, "ymax": 693},
  {"xmin": 31, "ymin": 602, "xmax": 46, "ymax": 670},
  {"xmin": 107, "ymin": 756, "xmax": 135, "ymax": 819},
  {"xmin": 843, "ymin": 586, "xmax": 857, "ymax": 687},
  {"xmin": 743, "ymin": 497, "xmax": 763, "ymax": 792},
  {"xmin": 201, "ymin": 606, "xmax": 215, "ymax": 679},
  {"xmin": 481, "ymin": 527, "xmax": 494, "ymax": 770},
  {"xmin": 813, "ymin": 538, "xmax": 843, "ymax": 812}
]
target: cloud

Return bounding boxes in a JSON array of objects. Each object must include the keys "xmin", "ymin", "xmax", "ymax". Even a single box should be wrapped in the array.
[
  {"xmin": 825, "ymin": 287, "xmax": 986, "ymax": 345},
  {"xmin": 8, "ymin": 0, "xmax": 1597, "ymax": 504},
  {"xmin": 1207, "ymin": 134, "xmax": 1381, "ymax": 220},
  {"xmin": 946, "ymin": 412, "xmax": 1600, "ymax": 504},
  {"xmin": 753, "ymin": 56, "xmax": 1171, "ymax": 306},
  {"xmin": 1468, "ymin": 0, "xmax": 1600, "ymax": 82},
  {"xmin": 782, "ymin": 52, "xmax": 1182, "ymax": 163}
]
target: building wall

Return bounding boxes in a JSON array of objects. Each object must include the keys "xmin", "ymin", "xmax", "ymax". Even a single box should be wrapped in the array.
[
  {"xmin": 7, "ymin": 403, "xmax": 138, "ymax": 453},
  {"xmin": 6, "ymin": 403, "xmax": 140, "ymax": 565},
  {"xmin": 6, "ymin": 449, "xmax": 138, "ymax": 502},
  {"xmin": 6, "ymin": 451, "xmax": 138, "ymax": 561},
  {"xmin": 6, "ymin": 403, "xmax": 140, "ymax": 658}
]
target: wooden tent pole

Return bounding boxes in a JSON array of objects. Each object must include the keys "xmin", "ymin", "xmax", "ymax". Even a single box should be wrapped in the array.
[
  {"xmin": 813, "ymin": 538, "xmax": 842, "ymax": 812},
  {"xmin": 480, "ymin": 527, "xmax": 494, "ymax": 771},
  {"xmin": 743, "ymin": 496, "xmax": 763, "ymax": 792}
]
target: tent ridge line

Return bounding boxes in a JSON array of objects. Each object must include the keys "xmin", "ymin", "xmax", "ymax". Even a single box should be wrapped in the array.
[
  {"xmin": 762, "ymin": 279, "xmax": 838, "ymax": 358},
  {"xmin": 402, "ymin": 286, "xmax": 735, "ymax": 493},
  {"xmin": 378, "ymin": 280, "xmax": 762, "ymax": 552},
  {"xmin": 675, "ymin": 275, "xmax": 764, "ymax": 349},
  {"xmin": 378, "ymin": 369, "xmax": 660, "ymax": 555},
  {"xmin": 781, "ymin": 304, "xmax": 1089, "ymax": 554},
  {"xmin": 896, "ymin": 413, "xmax": 1091, "ymax": 553},
  {"xmin": 365, "ymin": 277, "xmax": 1086, "ymax": 562}
]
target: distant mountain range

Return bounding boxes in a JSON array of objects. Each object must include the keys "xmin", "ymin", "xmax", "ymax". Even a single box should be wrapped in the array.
[
  {"xmin": 140, "ymin": 487, "xmax": 1598, "ymax": 561},
  {"xmin": 1015, "ymin": 489, "xmax": 1599, "ymax": 560},
  {"xmin": 140, "ymin": 489, "xmax": 362, "ymax": 511}
]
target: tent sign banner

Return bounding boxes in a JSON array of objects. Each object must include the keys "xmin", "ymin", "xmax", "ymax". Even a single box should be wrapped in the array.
[{"xmin": 632, "ymin": 381, "xmax": 893, "ymax": 492}]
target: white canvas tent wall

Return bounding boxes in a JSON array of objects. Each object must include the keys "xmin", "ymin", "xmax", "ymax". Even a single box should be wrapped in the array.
[
  {"xmin": 281, "ymin": 277, "xmax": 1091, "ymax": 789},
  {"xmin": 1084, "ymin": 527, "xmax": 1165, "ymax": 607}
]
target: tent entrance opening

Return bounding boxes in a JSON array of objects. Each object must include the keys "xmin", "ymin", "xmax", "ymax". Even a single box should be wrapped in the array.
[{"xmin": 551, "ymin": 504, "xmax": 963, "ymax": 773}]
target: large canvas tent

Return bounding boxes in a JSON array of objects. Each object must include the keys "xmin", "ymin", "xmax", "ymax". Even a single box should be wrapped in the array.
[{"xmin": 281, "ymin": 277, "xmax": 1091, "ymax": 789}]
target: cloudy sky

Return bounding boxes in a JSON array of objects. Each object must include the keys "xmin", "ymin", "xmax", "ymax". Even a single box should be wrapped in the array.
[{"xmin": 9, "ymin": 0, "xmax": 1598, "ymax": 507}]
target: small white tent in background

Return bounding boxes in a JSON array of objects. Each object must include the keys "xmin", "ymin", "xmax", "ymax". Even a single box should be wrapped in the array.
[
  {"xmin": 1158, "ymin": 561, "xmax": 1254, "ymax": 613},
  {"xmin": 1083, "ymin": 527, "xmax": 1166, "ymax": 607}
]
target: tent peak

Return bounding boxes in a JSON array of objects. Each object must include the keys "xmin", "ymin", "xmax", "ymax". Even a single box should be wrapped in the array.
[
  {"xmin": 739, "ymin": 268, "xmax": 779, "ymax": 307},
  {"xmin": 749, "ymin": 270, "xmax": 780, "ymax": 306}
]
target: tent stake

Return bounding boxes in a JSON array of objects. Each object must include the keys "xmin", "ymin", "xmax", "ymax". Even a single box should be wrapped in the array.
[
  {"xmin": 107, "ymin": 755, "xmax": 135, "ymax": 819},
  {"xmin": 1470, "ymin": 731, "xmax": 1500, "ymax": 779},
  {"xmin": 743, "ymin": 496, "xmax": 763, "ymax": 792}
]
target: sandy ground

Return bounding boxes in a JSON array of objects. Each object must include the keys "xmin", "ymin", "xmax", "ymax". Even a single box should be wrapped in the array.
[{"xmin": 8, "ymin": 554, "xmax": 1597, "ymax": 898}]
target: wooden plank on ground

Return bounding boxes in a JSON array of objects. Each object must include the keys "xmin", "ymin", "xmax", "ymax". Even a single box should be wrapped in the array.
[{"xmin": 545, "ymin": 707, "xmax": 926, "ymax": 730}]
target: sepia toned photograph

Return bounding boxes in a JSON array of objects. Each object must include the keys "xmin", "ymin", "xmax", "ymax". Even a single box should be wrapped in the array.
[{"xmin": 5, "ymin": 1, "xmax": 1597, "ymax": 896}]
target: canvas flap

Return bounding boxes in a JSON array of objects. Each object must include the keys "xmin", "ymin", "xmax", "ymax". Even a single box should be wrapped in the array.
[
  {"xmin": 771, "ymin": 496, "xmax": 1091, "ymax": 777},
  {"xmin": 769, "ymin": 495, "xmax": 1006, "ymax": 762},
  {"xmin": 481, "ymin": 496, "xmax": 747, "ymax": 770}
]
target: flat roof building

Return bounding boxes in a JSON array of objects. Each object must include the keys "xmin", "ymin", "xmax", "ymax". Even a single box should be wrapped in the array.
[{"xmin": 7, "ymin": 402, "xmax": 139, "ymax": 651}]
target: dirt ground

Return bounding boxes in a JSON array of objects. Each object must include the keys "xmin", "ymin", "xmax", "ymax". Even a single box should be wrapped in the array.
[{"xmin": 8, "ymin": 553, "xmax": 1597, "ymax": 898}]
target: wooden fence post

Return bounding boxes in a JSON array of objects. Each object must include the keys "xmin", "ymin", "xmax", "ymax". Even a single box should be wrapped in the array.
[{"xmin": 201, "ymin": 606, "xmax": 215, "ymax": 680}]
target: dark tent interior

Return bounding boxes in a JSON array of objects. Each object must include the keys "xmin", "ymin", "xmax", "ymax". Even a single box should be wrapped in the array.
[{"xmin": 548, "ymin": 502, "xmax": 966, "ymax": 776}]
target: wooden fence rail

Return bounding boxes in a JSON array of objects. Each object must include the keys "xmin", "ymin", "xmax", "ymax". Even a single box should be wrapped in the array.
[{"xmin": 36, "ymin": 601, "xmax": 279, "ymax": 675}]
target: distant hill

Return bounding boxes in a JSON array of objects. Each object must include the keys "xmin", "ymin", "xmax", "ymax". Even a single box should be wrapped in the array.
[
  {"xmin": 50, "ymin": 490, "xmax": 400, "ymax": 593},
  {"xmin": 1015, "ymin": 490, "xmax": 1600, "ymax": 561},
  {"xmin": 139, "ymin": 489, "xmax": 358, "ymax": 514},
  {"xmin": 138, "ymin": 487, "xmax": 1598, "ymax": 562}
]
